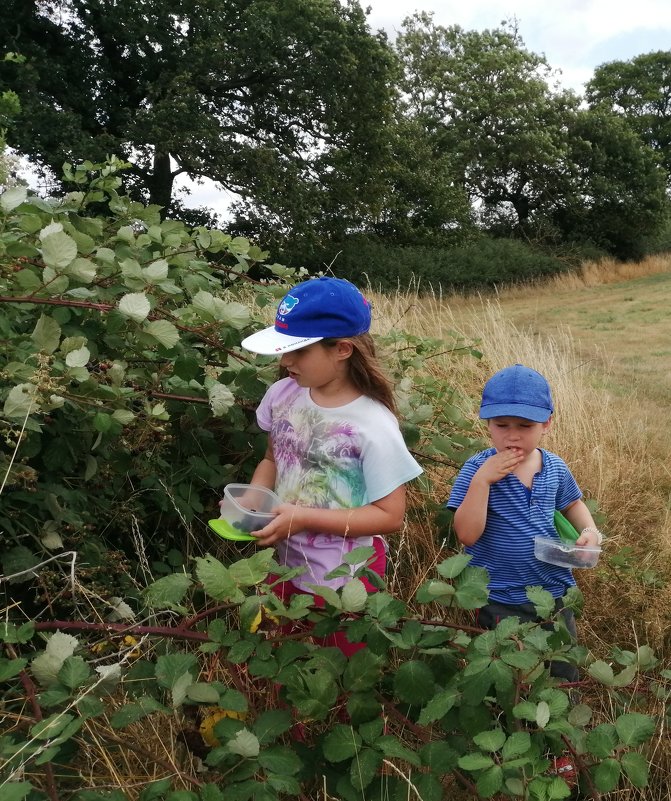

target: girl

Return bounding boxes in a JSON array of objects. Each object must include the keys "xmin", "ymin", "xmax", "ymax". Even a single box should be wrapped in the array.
[{"xmin": 240, "ymin": 276, "xmax": 423, "ymax": 655}]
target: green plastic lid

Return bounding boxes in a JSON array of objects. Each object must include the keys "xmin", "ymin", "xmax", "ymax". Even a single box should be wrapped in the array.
[
  {"xmin": 553, "ymin": 510, "xmax": 580, "ymax": 543},
  {"xmin": 208, "ymin": 519, "xmax": 257, "ymax": 542}
]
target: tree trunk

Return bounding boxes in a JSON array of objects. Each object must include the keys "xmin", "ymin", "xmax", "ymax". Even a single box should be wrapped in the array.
[{"xmin": 147, "ymin": 151, "xmax": 175, "ymax": 216}]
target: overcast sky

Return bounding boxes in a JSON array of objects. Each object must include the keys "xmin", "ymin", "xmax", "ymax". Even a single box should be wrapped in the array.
[{"xmin": 364, "ymin": 0, "xmax": 671, "ymax": 94}]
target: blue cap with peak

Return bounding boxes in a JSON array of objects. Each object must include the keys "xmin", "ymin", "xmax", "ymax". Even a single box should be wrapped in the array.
[
  {"xmin": 241, "ymin": 276, "xmax": 371, "ymax": 354},
  {"xmin": 479, "ymin": 364, "xmax": 554, "ymax": 423}
]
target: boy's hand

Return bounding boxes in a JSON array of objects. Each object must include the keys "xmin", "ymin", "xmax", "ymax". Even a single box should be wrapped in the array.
[
  {"xmin": 476, "ymin": 447, "xmax": 524, "ymax": 484},
  {"xmin": 253, "ymin": 504, "xmax": 306, "ymax": 546}
]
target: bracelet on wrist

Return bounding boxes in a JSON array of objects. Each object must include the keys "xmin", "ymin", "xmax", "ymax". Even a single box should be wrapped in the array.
[{"xmin": 581, "ymin": 526, "xmax": 603, "ymax": 546}]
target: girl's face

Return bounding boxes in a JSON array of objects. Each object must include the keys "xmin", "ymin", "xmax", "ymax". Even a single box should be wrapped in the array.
[
  {"xmin": 487, "ymin": 416, "xmax": 551, "ymax": 457},
  {"xmin": 279, "ymin": 340, "xmax": 351, "ymax": 389}
]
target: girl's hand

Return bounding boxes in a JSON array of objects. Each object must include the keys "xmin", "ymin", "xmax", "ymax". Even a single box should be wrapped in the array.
[
  {"xmin": 477, "ymin": 448, "xmax": 524, "ymax": 484},
  {"xmin": 253, "ymin": 503, "xmax": 307, "ymax": 546}
]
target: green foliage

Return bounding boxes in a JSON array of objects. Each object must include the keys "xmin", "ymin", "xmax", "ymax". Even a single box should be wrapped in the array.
[
  {"xmin": 586, "ymin": 50, "xmax": 671, "ymax": 186},
  {"xmin": 0, "ymin": 0, "xmax": 395, "ymax": 229},
  {"xmin": 320, "ymin": 233, "xmax": 570, "ymax": 291},
  {"xmin": 0, "ymin": 545, "xmax": 663, "ymax": 798},
  {"xmin": 0, "ymin": 161, "xmax": 665, "ymax": 798}
]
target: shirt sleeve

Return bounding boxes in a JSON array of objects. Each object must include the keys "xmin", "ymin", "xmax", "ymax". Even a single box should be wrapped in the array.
[
  {"xmin": 555, "ymin": 462, "xmax": 582, "ymax": 510},
  {"xmin": 361, "ymin": 410, "xmax": 423, "ymax": 501}
]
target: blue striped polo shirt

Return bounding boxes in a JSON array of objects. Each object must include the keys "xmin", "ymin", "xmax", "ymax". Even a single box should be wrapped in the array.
[{"xmin": 447, "ymin": 448, "xmax": 582, "ymax": 605}]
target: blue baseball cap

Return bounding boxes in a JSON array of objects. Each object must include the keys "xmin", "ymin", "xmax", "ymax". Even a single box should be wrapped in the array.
[
  {"xmin": 479, "ymin": 364, "xmax": 554, "ymax": 423},
  {"xmin": 241, "ymin": 276, "xmax": 371, "ymax": 354}
]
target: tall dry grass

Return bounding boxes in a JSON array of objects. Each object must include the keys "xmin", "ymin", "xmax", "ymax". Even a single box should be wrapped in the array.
[
  {"xmin": 371, "ymin": 282, "xmax": 671, "ymax": 800},
  {"xmin": 370, "ymin": 285, "xmax": 671, "ymax": 649}
]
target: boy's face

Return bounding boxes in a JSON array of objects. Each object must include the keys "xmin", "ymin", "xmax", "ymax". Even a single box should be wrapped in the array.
[{"xmin": 487, "ymin": 416, "xmax": 551, "ymax": 457}]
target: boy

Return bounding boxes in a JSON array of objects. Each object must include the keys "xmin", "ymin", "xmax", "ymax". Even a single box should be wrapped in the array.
[{"xmin": 447, "ymin": 364, "xmax": 602, "ymax": 682}]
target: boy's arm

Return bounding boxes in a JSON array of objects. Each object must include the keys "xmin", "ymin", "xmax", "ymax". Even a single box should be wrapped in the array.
[
  {"xmin": 561, "ymin": 499, "xmax": 602, "ymax": 546},
  {"xmin": 453, "ymin": 448, "xmax": 525, "ymax": 546},
  {"xmin": 453, "ymin": 474, "xmax": 491, "ymax": 545}
]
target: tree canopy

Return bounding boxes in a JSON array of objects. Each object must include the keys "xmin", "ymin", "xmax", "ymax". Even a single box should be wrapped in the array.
[
  {"xmin": 586, "ymin": 51, "xmax": 671, "ymax": 186},
  {"xmin": 0, "ymin": 0, "xmax": 395, "ymax": 226},
  {"xmin": 396, "ymin": 15, "xmax": 579, "ymax": 231}
]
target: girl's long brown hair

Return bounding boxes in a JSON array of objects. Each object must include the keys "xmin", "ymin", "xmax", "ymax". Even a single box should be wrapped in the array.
[
  {"xmin": 324, "ymin": 333, "xmax": 397, "ymax": 415},
  {"xmin": 277, "ymin": 335, "xmax": 397, "ymax": 414}
]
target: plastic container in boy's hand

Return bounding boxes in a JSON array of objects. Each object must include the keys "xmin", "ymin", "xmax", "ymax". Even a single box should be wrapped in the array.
[
  {"xmin": 534, "ymin": 535, "xmax": 601, "ymax": 569},
  {"xmin": 208, "ymin": 484, "xmax": 280, "ymax": 542}
]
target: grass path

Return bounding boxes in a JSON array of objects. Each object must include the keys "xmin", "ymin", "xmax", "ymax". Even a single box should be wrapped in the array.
[{"xmin": 452, "ymin": 268, "xmax": 671, "ymax": 408}]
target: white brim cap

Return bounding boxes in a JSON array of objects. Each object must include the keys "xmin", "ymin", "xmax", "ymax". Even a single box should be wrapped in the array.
[{"xmin": 241, "ymin": 326, "xmax": 324, "ymax": 355}]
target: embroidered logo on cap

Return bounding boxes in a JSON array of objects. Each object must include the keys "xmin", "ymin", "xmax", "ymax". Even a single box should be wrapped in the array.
[{"xmin": 277, "ymin": 294, "xmax": 299, "ymax": 316}]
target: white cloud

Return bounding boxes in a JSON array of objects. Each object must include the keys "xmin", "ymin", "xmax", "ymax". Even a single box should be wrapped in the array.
[{"xmin": 365, "ymin": 0, "xmax": 671, "ymax": 93}]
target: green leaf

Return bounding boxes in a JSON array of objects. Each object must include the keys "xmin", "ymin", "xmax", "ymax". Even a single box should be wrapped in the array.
[
  {"xmin": 195, "ymin": 555, "xmax": 244, "ymax": 602},
  {"xmin": 454, "ymin": 566, "xmax": 490, "ymax": 609},
  {"xmin": 1, "ymin": 185, "xmax": 28, "ymax": 212},
  {"xmin": 0, "ymin": 656, "xmax": 28, "ymax": 681},
  {"xmin": 420, "ymin": 741, "xmax": 459, "ymax": 774},
  {"xmin": 0, "ymin": 782, "xmax": 33, "ymax": 801},
  {"xmin": 253, "ymin": 709, "xmax": 292, "ymax": 745},
  {"xmin": 620, "ymin": 751, "xmax": 649, "ymax": 787},
  {"xmin": 41, "ymin": 230, "xmax": 78, "ymax": 269},
  {"xmin": 458, "ymin": 752, "xmax": 495, "ymax": 771},
  {"xmin": 228, "ymin": 550, "xmax": 274, "ymax": 587},
  {"xmin": 110, "ymin": 696, "xmax": 169, "ymax": 728},
  {"xmin": 155, "ymin": 653, "xmax": 198, "ymax": 691},
  {"xmin": 615, "ymin": 712, "xmax": 656, "ymax": 746},
  {"xmin": 31, "ymin": 712, "xmax": 76, "ymax": 739},
  {"xmin": 536, "ymin": 700, "xmax": 551, "ymax": 729},
  {"xmin": 502, "ymin": 731, "xmax": 531, "ymax": 760},
  {"xmin": 393, "ymin": 660, "xmax": 435, "ymax": 705},
  {"xmin": 4, "ymin": 383, "xmax": 38, "ymax": 418},
  {"xmin": 476, "ymin": 765, "xmax": 504, "ymax": 798},
  {"xmin": 227, "ymin": 728, "xmax": 260, "ymax": 758},
  {"xmin": 568, "ymin": 703, "xmax": 592, "ymax": 726},
  {"xmin": 118, "ymin": 292, "xmax": 151, "ymax": 322},
  {"xmin": 436, "ymin": 552, "xmax": 471, "ymax": 578},
  {"xmin": 139, "ymin": 778, "xmax": 173, "ymax": 801},
  {"xmin": 257, "ymin": 745, "xmax": 301, "ymax": 775},
  {"xmin": 473, "ymin": 728, "xmax": 506, "ymax": 752},
  {"xmin": 58, "ymin": 655, "xmax": 92, "ymax": 689},
  {"xmin": 593, "ymin": 757, "xmax": 621, "ymax": 793},
  {"xmin": 186, "ymin": 683, "xmax": 220, "ymax": 704},
  {"xmin": 341, "ymin": 578, "xmax": 368, "ymax": 612},
  {"xmin": 350, "ymin": 747, "xmax": 381, "ymax": 792},
  {"xmin": 342, "ymin": 545, "xmax": 376, "ymax": 565},
  {"xmin": 307, "ymin": 583, "xmax": 342, "ymax": 609},
  {"xmin": 144, "ymin": 320, "xmax": 180, "ymax": 349},
  {"xmin": 588, "ymin": 659, "xmax": 615, "ymax": 685},
  {"xmin": 418, "ymin": 686, "xmax": 460, "ymax": 725},
  {"xmin": 323, "ymin": 723, "xmax": 362, "ymax": 762},
  {"xmin": 208, "ymin": 383, "xmax": 235, "ymax": 417},
  {"xmin": 376, "ymin": 735, "xmax": 422, "ymax": 767},
  {"xmin": 31, "ymin": 631, "xmax": 79, "ymax": 687},
  {"xmin": 31, "ymin": 315, "xmax": 61, "ymax": 354},
  {"xmin": 144, "ymin": 573, "xmax": 192, "ymax": 610},
  {"xmin": 585, "ymin": 723, "xmax": 619, "ymax": 757},
  {"xmin": 525, "ymin": 586, "xmax": 555, "ymax": 619}
]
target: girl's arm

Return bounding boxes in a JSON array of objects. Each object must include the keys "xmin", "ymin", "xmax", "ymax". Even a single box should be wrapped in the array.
[
  {"xmin": 252, "ymin": 485, "xmax": 407, "ymax": 547},
  {"xmin": 249, "ymin": 437, "xmax": 276, "ymax": 490},
  {"xmin": 561, "ymin": 499, "xmax": 602, "ymax": 546}
]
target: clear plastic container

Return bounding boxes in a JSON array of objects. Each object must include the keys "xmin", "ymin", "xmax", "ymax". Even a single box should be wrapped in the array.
[
  {"xmin": 534, "ymin": 536, "xmax": 601, "ymax": 569},
  {"xmin": 209, "ymin": 483, "xmax": 280, "ymax": 541}
]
